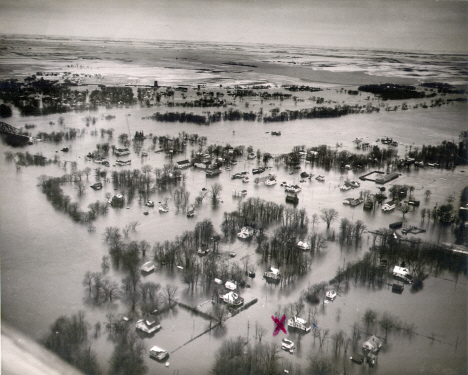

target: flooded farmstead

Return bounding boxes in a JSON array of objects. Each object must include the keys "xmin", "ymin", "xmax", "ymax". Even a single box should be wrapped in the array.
[{"xmin": 1, "ymin": 15, "xmax": 468, "ymax": 375}]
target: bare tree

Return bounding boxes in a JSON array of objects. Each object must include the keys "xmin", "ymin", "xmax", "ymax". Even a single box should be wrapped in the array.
[
  {"xmin": 101, "ymin": 279, "xmax": 119, "ymax": 301},
  {"xmin": 400, "ymin": 203, "xmax": 410, "ymax": 219},
  {"xmin": 351, "ymin": 322, "xmax": 361, "ymax": 350},
  {"xmin": 408, "ymin": 185, "xmax": 415, "ymax": 199},
  {"xmin": 105, "ymin": 312, "xmax": 115, "ymax": 332},
  {"xmin": 212, "ymin": 304, "xmax": 227, "ymax": 326},
  {"xmin": 92, "ymin": 272, "xmax": 104, "ymax": 301},
  {"xmin": 379, "ymin": 312, "xmax": 395, "ymax": 342},
  {"xmin": 294, "ymin": 297, "xmax": 305, "ymax": 316},
  {"xmin": 129, "ymin": 221, "xmax": 140, "ymax": 231},
  {"xmin": 255, "ymin": 322, "xmax": 267, "ymax": 342},
  {"xmin": 141, "ymin": 164, "xmax": 153, "ymax": 190},
  {"xmin": 75, "ymin": 181, "xmax": 87, "ymax": 196},
  {"xmin": 139, "ymin": 240, "xmax": 150, "ymax": 257},
  {"xmin": 162, "ymin": 284, "xmax": 178, "ymax": 307},
  {"xmin": 101, "ymin": 256, "xmax": 110, "ymax": 273},
  {"xmin": 331, "ymin": 330, "xmax": 345, "ymax": 355},
  {"xmin": 103, "ymin": 226, "xmax": 120, "ymax": 243},
  {"xmin": 363, "ymin": 308, "xmax": 378, "ymax": 331},
  {"xmin": 318, "ymin": 328, "xmax": 329, "ymax": 349},
  {"xmin": 74, "ymin": 170, "xmax": 84, "ymax": 181},
  {"xmin": 37, "ymin": 174, "xmax": 50, "ymax": 187},
  {"xmin": 320, "ymin": 208, "xmax": 338, "ymax": 228},
  {"xmin": 82, "ymin": 271, "xmax": 93, "ymax": 293},
  {"xmin": 195, "ymin": 190, "xmax": 208, "ymax": 206},
  {"xmin": 311, "ymin": 213, "xmax": 320, "ymax": 228},
  {"xmin": 210, "ymin": 183, "xmax": 223, "ymax": 206},
  {"xmin": 83, "ymin": 167, "xmax": 92, "ymax": 180},
  {"xmin": 123, "ymin": 224, "xmax": 131, "ymax": 238},
  {"xmin": 315, "ymin": 234, "xmax": 327, "ymax": 252}
]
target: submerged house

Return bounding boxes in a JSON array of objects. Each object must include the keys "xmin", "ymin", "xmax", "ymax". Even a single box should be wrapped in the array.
[
  {"xmin": 115, "ymin": 148, "xmax": 130, "ymax": 156},
  {"xmin": 393, "ymin": 266, "xmax": 413, "ymax": 283},
  {"xmin": 263, "ymin": 267, "xmax": 281, "ymax": 283},
  {"xmin": 176, "ymin": 159, "xmax": 191, "ymax": 169},
  {"xmin": 111, "ymin": 194, "xmax": 125, "ymax": 207},
  {"xmin": 362, "ymin": 335, "xmax": 383, "ymax": 354},
  {"xmin": 375, "ymin": 172, "xmax": 399, "ymax": 184},
  {"xmin": 288, "ymin": 316, "xmax": 311, "ymax": 332},
  {"xmin": 206, "ymin": 166, "xmax": 221, "ymax": 176}
]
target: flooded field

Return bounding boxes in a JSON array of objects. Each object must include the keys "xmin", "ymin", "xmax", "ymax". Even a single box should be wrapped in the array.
[{"xmin": 1, "ymin": 37, "xmax": 467, "ymax": 375}]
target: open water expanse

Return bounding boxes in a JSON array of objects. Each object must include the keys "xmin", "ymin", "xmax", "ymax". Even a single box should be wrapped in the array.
[{"xmin": 1, "ymin": 38, "xmax": 467, "ymax": 375}]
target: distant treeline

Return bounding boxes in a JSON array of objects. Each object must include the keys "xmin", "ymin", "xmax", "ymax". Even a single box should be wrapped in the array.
[
  {"xmin": 147, "ymin": 110, "xmax": 257, "ymax": 125},
  {"xmin": 376, "ymin": 234, "xmax": 467, "ymax": 277},
  {"xmin": 88, "ymin": 87, "xmax": 134, "ymax": 107},
  {"xmin": 147, "ymin": 104, "xmax": 380, "ymax": 125},
  {"xmin": 227, "ymin": 89, "xmax": 292, "ymax": 100},
  {"xmin": 358, "ymin": 84, "xmax": 432, "ymax": 100},
  {"xmin": 0, "ymin": 79, "xmax": 136, "ymax": 116},
  {"xmin": 168, "ymin": 97, "xmax": 228, "ymax": 108},
  {"xmin": 0, "ymin": 79, "xmax": 84, "ymax": 116},
  {"xmin": 262, "ymin": 105, "xmax": 379, "ymax": 122},
  {"xmin": 4, "ymin": 151, "xmax": 58, "ymax": 167},
  {"xmin": 282, "ymin": 85, "xmax": 322, "ymax": 92},
  {"xmin": 148, "ymin": 112, "xmax": 207, "ymax": 124},
  {"xmin": 0, "ymin": 104, "xmax": 12, "ymax": 118},
  {"xmin": 407, "ymin": 140, "xmax": 467, "ymax": 167},
  {"xmin": 421, "ymin": 82, "xmax": 466, "ymax": 95},
  {"xmin": 36, "ymin": 129, "xmax": 80, "ymax": 143}
]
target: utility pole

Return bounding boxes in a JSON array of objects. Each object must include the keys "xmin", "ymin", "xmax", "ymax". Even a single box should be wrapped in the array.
[
  {"xmin": 125, "ymin": 114, "xmax": 131, "ymax": 144},
  {"xmin": 247, "ymin": 320, "xmax": 249, "ymax": 343}
]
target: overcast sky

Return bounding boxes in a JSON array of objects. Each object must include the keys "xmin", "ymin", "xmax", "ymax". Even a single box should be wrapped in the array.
[{"xmin": 1, "ymin": 0, "xmax": 467, "ymax": 53}]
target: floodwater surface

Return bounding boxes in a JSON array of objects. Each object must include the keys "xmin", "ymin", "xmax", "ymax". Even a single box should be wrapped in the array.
[{"xmin": 1, "ymin": 38, "xmax": 467, "ymax": 375}]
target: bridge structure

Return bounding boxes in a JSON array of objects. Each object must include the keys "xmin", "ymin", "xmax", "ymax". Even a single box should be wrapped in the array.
[
  {"xmin": 0, "ymin": 121, "xmax": 21, "ymax": 135},
  {"xmin": 0, "ymin": 121, "xmax": 30, "ymax": 146}
]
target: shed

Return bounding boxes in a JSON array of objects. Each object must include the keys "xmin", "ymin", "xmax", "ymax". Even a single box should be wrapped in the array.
[
  {"xmin": 392, "ymin": 284, "xmax": 404, "ymax": 293},
  {"xmin": 350, "ymin": 353, "xmax": 364, "ymax": 364}
]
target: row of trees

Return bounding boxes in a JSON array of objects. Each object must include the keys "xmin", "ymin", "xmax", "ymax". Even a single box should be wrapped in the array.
[
  {"xmin": 211, "ymin": 337, "xmax": 281, "ymax": 375},
  {"xmin": 358, "ymin": 84, "xmax": 427, "ymax": 100},
  {"xmin": 263, "ymin": 104, "xmax": 379, "ymax": 122},
  {"xmin": 362, "ymin": 308, "xmax": 416, "ymax": 342},
  {"xmin": 221, "ymin": 198, "xmax": 286, "ymax": 237},
  {"xmin": 42, "ymin": 312, "xmax": 101, "ymax": 375},
  {"xmin": 338, "ymin": 218, "xmax": 366, "ymax": 246},
  {"xmin": 36, "ymin": 128, "xmax": 81, "ymax": 142},
  {"xmin": 5, "ymin": 151, "xmax": 59, "ymax": 167},
  {"xmin": 407, "ymin": 141, "xmax": 467, "ymax": 167},
  {"xmin": 147, "ymin": 102, "xmax": 384, "ymax": 126},
  {"xmin": 43, "ymin": 310, "xmax": 154, "ymax": 375},
  {"xmin": 38, "ymin": 175, "xmax": 109, "ymax": 223},
  {"xmin": 97, "ymin": 225, "xmax": 181, "ymax": 315}
]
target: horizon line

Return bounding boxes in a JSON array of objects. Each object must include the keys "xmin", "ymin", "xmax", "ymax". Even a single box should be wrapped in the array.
[{"xmin": 1, "ymin": 32, "xmax": 467, "ymax": 57}]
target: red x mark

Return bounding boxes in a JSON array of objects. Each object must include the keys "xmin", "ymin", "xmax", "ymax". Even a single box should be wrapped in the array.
[{"xmin": 271, "ymin": 314, "xmax": 287, "ymax": 336}]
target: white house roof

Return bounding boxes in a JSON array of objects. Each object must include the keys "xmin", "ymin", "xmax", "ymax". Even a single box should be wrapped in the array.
[{"xmin": 393, "ymin": 266, "xmax": 409, "ymax": 274}]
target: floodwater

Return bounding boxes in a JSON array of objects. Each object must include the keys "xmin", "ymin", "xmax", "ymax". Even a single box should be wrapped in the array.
[{"xmin": 1, "ymin": 100, "xmax": 467, "ymax": 373}]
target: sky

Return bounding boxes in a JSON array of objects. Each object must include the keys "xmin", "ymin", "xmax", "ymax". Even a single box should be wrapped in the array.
[{"xmin": 0, "ymin": 0, "xmax": 467, "ymax": 53}]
